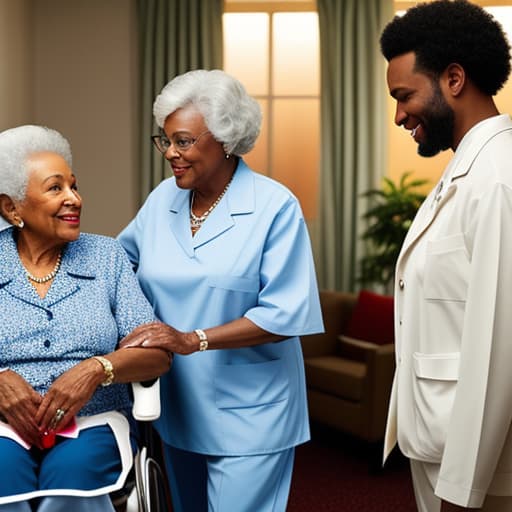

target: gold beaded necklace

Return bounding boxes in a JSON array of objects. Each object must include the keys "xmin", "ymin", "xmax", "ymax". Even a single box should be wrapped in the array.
[{"xmin": 190, "ymin": 173, "xmax": 235, "ymax": 235}]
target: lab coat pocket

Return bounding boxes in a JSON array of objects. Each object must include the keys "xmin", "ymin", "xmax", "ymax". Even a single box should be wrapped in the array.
[
  {"xmin": 424, "ymin": 234, "xmax": 469, "ymax": 301},
  {"xmin": 214, "ymin": 359, "xmax": 289, "ymax": 409},
  {"xmin": 412, "ymin": 351, "xmax": 460, "ymax": 461}
]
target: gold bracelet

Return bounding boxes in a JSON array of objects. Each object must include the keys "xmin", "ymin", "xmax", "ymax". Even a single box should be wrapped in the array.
[
  {"xmin": 194, "ymin": 329, "xmax": 208, "ymax": 351},
  {"xmin": 92, "ymin": 356, "xmax": 114, "ymax": 387}
]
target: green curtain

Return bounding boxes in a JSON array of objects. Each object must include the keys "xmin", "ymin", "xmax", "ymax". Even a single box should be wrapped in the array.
[
  {"xmin": 316, "ymin": 0, "xmax": 393, "ymax": 292},
  {"xmin": 138, "ymin": 0, "xmax": 223, "ymax": 204}
]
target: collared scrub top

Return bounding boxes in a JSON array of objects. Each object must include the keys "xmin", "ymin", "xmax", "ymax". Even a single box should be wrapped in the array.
[{"xmin": 118, "ymin": 159, "xmax": 324, "ymax": 456}]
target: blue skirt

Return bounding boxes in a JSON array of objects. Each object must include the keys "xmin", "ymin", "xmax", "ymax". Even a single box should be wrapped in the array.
[{"xmin": 0, "ymin": 421, "xmax": 135, "ymax": 505}]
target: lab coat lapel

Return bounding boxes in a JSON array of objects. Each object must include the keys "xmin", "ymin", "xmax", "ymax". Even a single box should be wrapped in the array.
[
  {"xmin": 397, "ymin": 183, "xmax": 457, "ymax": 264},
  {"xmin": 397, "ymin": 118, "xmax": 512, "ymax": 266}
]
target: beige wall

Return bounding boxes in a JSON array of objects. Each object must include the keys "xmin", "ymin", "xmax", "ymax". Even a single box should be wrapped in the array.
[
  {"xmin": 0, "ymin": 0, "xmax": 33, "ymax": 130},
  {"xmin": 0, "ymin": 0, "xmax": 139, "ymax": 236},
  {"xmin": 33, "ymin": 0, "xmax": 139, "ymax": 236}
]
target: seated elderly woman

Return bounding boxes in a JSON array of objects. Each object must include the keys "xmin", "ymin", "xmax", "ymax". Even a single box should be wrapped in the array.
[{"xmin": 0, "ymin": 125, "xmax": 170, "ymax": 512}]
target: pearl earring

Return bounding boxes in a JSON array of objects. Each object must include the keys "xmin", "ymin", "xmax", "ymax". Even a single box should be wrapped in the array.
[
  {"xmin": 17, "ymin": 220, "xmax": 24, "ymax": 229},
  {"xmin": 225, "ymin": 153, "xmax": 231, "ymax": 159}
]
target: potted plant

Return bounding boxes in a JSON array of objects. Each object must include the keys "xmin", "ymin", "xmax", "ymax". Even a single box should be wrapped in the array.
[{"xmin": 358, "ymin": 172, "xmax": 429, "ymax": 294}]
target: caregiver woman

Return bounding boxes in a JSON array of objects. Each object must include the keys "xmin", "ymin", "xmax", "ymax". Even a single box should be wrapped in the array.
[{"xmin": 118, "ymin": 69, "xmax": 324, "ymax": 512}]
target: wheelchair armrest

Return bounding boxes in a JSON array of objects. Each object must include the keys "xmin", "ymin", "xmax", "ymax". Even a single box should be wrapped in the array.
[{"xmin": 132, "ymin": 379, "xmax": 161, "ymax": 421}]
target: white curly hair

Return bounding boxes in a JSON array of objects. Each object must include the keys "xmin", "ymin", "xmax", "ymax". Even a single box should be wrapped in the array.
[
  {"xmin": 153, "ymin": 69, "xmax": 262, "ymax": 156},
  {"xmin": 0, "ymin": 125, "xmax": 72, "ymax": 201}
]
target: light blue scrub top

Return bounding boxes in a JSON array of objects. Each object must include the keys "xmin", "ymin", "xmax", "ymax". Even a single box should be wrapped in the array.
[{"xmin": 118, "ymin": 160, "xmax": 324, "ymax": 456}]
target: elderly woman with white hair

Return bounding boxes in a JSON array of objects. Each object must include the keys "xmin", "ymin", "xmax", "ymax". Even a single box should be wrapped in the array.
[
  {"xmin": 117, "ymin": 69, "xmax": 324, "ymax": 511},
  {"xmin": 0, "ymin": 125, "xmax": 171, "ymax": 512}
]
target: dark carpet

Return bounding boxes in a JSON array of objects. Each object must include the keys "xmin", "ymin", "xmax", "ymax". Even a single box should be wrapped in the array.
[
  {"xmin": 147, "ymin": 422, "xmax": 416, "ymax": 511},
  {"xmin": 287, "ymin": 423, "xmax": 416, "ymax": 511}
]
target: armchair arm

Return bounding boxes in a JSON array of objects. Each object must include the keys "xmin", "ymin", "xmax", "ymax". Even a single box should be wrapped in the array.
[
  {"xmin": 132, "ymin": 379, "xmax": 161, "ymax": 421},
  {"xmin": 338, "ymin": 335, "xmax": 394, "ymax": 360},
  {"xmin": 300, "ymin": 290, "xmax": 358, "ymax": 358},
  {"xmin": 338, "ymin": 335, "xmax": 396, "ymax": 440}
]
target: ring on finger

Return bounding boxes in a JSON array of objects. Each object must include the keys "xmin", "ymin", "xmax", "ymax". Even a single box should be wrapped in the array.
[{"xmin": 50, "ymin": 408, "xmax": 66, "ymax": 430}]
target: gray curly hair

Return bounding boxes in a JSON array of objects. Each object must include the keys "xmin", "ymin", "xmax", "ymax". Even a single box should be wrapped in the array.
[
  {"xmin": 0, "ymin": 125, "xmax": 72, "ymax": 201},
  {"xmin": 153, "ymin": 69, "xmax": 262, "ymax": 156}
]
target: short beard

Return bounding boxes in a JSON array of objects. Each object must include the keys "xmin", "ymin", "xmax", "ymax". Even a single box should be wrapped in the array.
[{"xmin": 418, "ymin": 82, "xmax": 455, "ymax": 157}]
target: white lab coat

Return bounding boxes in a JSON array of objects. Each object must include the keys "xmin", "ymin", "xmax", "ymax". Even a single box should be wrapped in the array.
[{"xmin": 384, "ymin": 114, "xmax": 512, "ymax": 508}]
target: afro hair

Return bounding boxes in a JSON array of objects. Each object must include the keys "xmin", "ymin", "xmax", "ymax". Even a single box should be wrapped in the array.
[{"xmin": 380, "ymin": 0, "xmax": 511, "ymax": 95}]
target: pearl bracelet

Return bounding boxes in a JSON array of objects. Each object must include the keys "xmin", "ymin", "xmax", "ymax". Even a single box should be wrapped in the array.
[{"xmin": 195, "ymin": 329, "xmax": 208, "ymax": 351}]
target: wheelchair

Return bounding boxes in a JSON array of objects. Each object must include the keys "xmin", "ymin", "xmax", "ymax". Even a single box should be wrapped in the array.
[{"xmin": 111, "ymin": 380, "xmax": 171, "ymax": 512}]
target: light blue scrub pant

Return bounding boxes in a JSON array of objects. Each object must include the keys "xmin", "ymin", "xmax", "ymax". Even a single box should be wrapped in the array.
[{"xmin": 163, "ymin": 443, "xmax": 295, "ymax": 512}]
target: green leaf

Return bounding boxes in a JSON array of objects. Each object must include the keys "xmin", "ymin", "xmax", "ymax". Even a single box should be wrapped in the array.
[{"xmin": 358, "ymin": 172, "xmax": 429, "ymax": 289}]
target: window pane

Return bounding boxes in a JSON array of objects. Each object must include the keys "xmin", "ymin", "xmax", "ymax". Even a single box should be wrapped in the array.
[
  {"xmin": 223, "ymin": 13, "xmax": 269, "ymax": 95},
  {"xmin": 485, "ymin": 7, "xmax": 512, "ymax": 44},
  {"xmin": 243, "ymin": 99, "xmax": 269, "ymax": 176},
  {"xmin": 272, "ymin": 12, "xmax": 319, "ymax": 96},
  {"xmin": 271, "ymin": 99, "xmax": 320, "ymax": 219}
]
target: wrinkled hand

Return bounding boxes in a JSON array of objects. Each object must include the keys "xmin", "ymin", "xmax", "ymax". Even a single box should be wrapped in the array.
[
  {"xmin": 120, "ymin": 321, "xmax": 197, "ymax": 355},
  {"xmin": 0, "ymin": 370, "xmax": 43, "ymax": 448},
  {"xmin": 35, "ymin": 359, "xmax": 103, "ymax": 435}
]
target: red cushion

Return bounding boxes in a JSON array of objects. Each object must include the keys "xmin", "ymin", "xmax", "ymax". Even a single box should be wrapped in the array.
[{"xmin": 344, "ymin": 290, "xmax": 394, "ymax": 345}]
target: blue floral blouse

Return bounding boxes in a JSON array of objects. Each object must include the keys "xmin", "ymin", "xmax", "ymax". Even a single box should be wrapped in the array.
[{"xmin": 0, "ymin": 228, "xmax": 155, "ymax": 416}]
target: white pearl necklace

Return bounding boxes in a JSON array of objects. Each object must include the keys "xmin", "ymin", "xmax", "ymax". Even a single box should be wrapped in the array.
[
  {"xmin": 24, "ymin": 252, "xmax": 62, "ymax": 284},
  {"xmin": 190, "ymin": 174, "xmax": 234, "ymax": 234}
]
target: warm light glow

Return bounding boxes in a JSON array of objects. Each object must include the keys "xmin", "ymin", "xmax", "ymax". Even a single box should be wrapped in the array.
[
  {"xmin": 223, "ymin": 13, "xmax": 269, "ymax": 95},
  {"xmin": 486, "ymin": 6, "xmax": 512, "ymax": 47},
  {"xmin": 272, "ymin": 99, "xmax": 320, "ymax": 219},
  {"xmin": 243, "ymin": 99, "xmax": 269, "ymax": 173},
  {"xmin": 223, "ymin": 10, "xmax": 320, "ymax": 219},
  {"xmin": 272, "ymin": 12, "xmax": 320, "ymax": 96}
]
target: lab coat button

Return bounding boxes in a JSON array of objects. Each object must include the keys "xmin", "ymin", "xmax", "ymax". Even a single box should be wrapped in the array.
[{"xmin": 398, "ymin": 279, "xmax": 404, "ymax": 290}]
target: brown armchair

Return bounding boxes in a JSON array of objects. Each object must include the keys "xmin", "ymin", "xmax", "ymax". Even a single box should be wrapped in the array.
[{"xmin": 300, "ymin": 290, "xmax": 395, "ymax": 443}]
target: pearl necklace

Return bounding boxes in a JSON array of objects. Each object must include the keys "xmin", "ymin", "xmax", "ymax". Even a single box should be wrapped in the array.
[
  {"xmin": 190, "ymin": 174, "xmax": 234, "ymax": 234},
  {"xmin": 24, "ymin": 252, "xmax": 62, "ymax": 284}
]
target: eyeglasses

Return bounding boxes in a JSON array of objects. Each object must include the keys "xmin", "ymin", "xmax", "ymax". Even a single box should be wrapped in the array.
[{"xmin": 151, "ymin": 129, "xmax": 210, "ymax": 154}]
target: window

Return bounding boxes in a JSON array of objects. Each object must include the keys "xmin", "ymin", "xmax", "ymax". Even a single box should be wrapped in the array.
[{"xmin": 223, "ymin": 5, "xmax": 320, "ymax": 220}]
